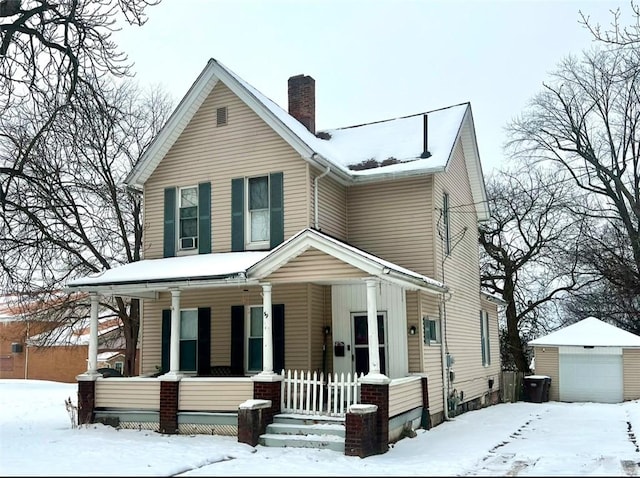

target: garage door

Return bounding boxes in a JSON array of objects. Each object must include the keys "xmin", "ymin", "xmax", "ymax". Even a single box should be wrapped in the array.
[{"xmin": 559, "ymin": 347, "xmax": 623, "ymax": 403}]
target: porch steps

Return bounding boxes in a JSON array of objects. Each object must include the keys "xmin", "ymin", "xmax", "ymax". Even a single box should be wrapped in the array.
[{"xmin": 259, "ymin": 414, "xmax": 345, "ymax": 453}]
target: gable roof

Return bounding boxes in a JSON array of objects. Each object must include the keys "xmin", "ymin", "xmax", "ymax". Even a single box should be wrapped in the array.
[
  {"xmin": 64, "ymin": 228, "xmax": 446, "ymax": 296},
  {"xmin": 528, "ymin": 317, "xmax": 640, "ymax": 348},
  {"xmin": 125, "ymin": 58, "xmax": 489, "ymax": 221}
]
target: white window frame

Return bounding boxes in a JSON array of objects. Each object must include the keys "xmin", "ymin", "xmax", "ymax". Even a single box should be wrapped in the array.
[
  {"xmin": 114, "ymin": 361, "xmax": 124, "ymax": 374},
  {"xmin": 178, "ymin": 185, "xmax": 198, "ymax": 252},
  {"xmin": 481, "ymin": 310, "xmax": 491, "ymax": 367},
  {"xmin": 246, "ymin": 305, "xmax": 264, "ymax": 373},
  {"xmin": 423, "ymin": 316, "xmax": 441, "ymax": 345},
  {"xmin": 245, "ymin": 175, "xmax": 270, "ymax": 250}
]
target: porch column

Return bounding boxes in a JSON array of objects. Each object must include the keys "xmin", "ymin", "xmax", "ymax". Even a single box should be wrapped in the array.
[
  {"xmin": 169, "ymin": 289, "xmax": 181, "ymax": 374},
  {"xmin": 365, "ymin": 278, "xmax": 381, "ymax": 377},
  {"xmin": 87, "ymin": 293, "xmax": 99, "ymax": 374},
  {"xmin": 260, "ymin": 282, "xmax": 274, "ymax": 376}
]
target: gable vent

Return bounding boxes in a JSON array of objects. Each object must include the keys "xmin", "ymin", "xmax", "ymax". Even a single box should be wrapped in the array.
[{"xmin": 216, "ymin": 106, "xmax": 228, "ymax": 126}]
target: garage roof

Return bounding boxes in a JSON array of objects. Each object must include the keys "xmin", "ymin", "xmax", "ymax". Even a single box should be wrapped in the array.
[{"xmin": 529, "ymin": 317, "xmax": 640, "ymax": 348}]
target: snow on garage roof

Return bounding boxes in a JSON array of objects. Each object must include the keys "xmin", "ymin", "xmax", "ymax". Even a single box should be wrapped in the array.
[{"xmin": 528, "ymin": 316, "xmax": 640, "ymax": 348}]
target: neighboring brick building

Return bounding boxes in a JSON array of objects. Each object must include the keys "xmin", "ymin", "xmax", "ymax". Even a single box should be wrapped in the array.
[{"xmin": 0, "ymin": 295, "xmax": 135, "ymax": 383}]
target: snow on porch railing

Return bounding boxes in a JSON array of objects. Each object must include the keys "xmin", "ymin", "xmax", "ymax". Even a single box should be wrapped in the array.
[{"xmin": 280, "ymin": 369, "xmax": 364, "ymax": 417}]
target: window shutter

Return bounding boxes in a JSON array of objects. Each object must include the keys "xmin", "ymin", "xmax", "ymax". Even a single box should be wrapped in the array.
[
  {"xmin": 485, "ymin": 311, "xmax": 491, "ymax": 365},
  {"xmin": 163, "ymin": 188, "xmax": 176, "ymax": 258},
  {"xmin": 423, "ymin": 316, "xmax": 431, "ymax": 345},
  {"xmin": 269, "ymin": 172, "xmax": 284, "ymax": 249},
  {"xmin": 273, "ymin": 304, "xmax": 285, "ymax": 374},
  {"xmin": 197, "ymin": 307, "xmax": 211, "ymax": 375},
  {"xmin": 161, "ymin": 309, "xmax": 171, "ymax": 373},
  {"xmin": 230, "ymin": 305, "xmax": 245, "ymax": 375},
  {"xmin": 480, "ymin": 311, "xmax": 487, "ymax": 366},
  {"xmin": 231, "ymin": 178, "xmax": 244, "ymax": 252},
  {"xmin": 198, "ymin": 182, "xmax": 211, "ymax": 254}
]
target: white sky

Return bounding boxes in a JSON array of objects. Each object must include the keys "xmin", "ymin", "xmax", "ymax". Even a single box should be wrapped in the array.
[
  {"xmin": 113, "ymin": 0, "xmax": 627, "ymax": 174},
  {"xmin": 2, "ymin": 379, "xmax": 640, "ymax": 476}
]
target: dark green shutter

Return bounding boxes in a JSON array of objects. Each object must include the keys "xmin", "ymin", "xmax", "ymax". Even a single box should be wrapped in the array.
[
  {"xmin": 198, "ymin": 182, "xmax": 211, "ymax": 254},
  {"xmin": 231, "ymin": 178, "xmax": 244, "ymax": 252},
  {"xmin": 161, "ymin": 309, "xmax": 171, "ymax": 373},
  {"xmin": 273, "ymin": 304, "xmax": 285, "ymax": 374},
  {"xmin": 269, "ymin": 172, "xmax": 284, "ymax": 249},
  {"xmin": 197, "ymin": 307, "xmax": 211, "ymax": 375},
  {"xmin": 480, "ymin": 311, "xmax": 487, "ymax": 365},
  {"xmin": 231, "ymin": 305, "xmax": 245, "ymax": 375},
  {"xmin": 423, "ymin": 316, "xmax": 431, "ymax": 345},
  {"xmin": 163, "ymin": 188, "xmax": 176, "ymax": 258}
]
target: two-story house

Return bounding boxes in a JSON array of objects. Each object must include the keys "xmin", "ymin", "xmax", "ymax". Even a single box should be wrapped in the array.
[{"xmin": 65, "ymin": 58, "xmax": 503, "ymax": 457}]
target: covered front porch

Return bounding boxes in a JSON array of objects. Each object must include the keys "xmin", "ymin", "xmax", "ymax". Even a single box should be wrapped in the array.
[{"xmin": 68, "ymin": 228, "xmax": 446, "ymax": 456}]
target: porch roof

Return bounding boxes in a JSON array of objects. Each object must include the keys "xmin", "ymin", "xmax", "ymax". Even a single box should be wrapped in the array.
[{"xmin": 64, "ymin": 228, "xmax": 447, "ymax": 297}]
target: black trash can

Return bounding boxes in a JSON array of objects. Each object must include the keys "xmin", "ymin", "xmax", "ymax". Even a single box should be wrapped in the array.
[
  {"xmin": 542, "ymin": 376, "xmax": 551, "ymax": 402},
  {"xmin": 523, "ymin": 375, "xmax": 549, "ymax": 403}
]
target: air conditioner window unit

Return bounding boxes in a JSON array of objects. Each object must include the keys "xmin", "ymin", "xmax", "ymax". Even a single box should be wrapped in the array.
[{"xmin": 180, "ymin": 237, "xmax": 198, "ymax": 249}]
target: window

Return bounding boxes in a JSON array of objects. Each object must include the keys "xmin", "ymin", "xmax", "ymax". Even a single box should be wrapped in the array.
[
  {"xmin": 247, "ymin": 176, "xmax": 270, "ymax": 246},
  {"xmin": 179, "ymin": 186, "xmax": 198, "ymax": 250},
  {"xmin": 423, "ymin": 316, "xmax": 441, "ymax": 345},
  {"xmin": 480, "ymin": 310, "xmax": 491, "ymax": 366},
  {"xmin": 216, "ymin": 106, "xmax": 228, "ymax": 126},
  {"xmin": 180, "ymin": 309, "xmax": 198, "ymax": 371},
  {"xmin": 247, "ymin": 306, "xmax": 264, "ymax": 373},
  {"xmin": 114, "ymin": 361, "xmax": 123, "ymax": 374},
  {"xmin": 443, "ymin": 192, "xmax": 451, "ymax": 255}
]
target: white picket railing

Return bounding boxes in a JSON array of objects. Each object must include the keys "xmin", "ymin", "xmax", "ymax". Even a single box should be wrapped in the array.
[{"xmin": 280, "ymin": 369, "xmax": 364, "ymax": 417}]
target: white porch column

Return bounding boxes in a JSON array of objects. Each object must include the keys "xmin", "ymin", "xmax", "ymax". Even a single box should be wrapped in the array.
[
  {"xmin": 260, "ymin": 283, "xmax": 274, "ymax": 375},
  {"xmin": 169, "ymin": 289, "xmax": 181, "ymax": 374},
  {"xmin": 87, "ymin": 293, "xmax": 99, "ymax": 374},
  {"xmin": 365, "ymin": 278, "xmax": 381, "ymax": 376}
]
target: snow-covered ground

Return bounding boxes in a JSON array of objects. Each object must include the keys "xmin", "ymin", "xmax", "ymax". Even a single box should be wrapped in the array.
[{"xmin": 1, "ymin": 379, "xmax": 639, "ymax": 476}]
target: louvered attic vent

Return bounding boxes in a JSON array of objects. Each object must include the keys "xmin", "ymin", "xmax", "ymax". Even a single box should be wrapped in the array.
[{"xmin": 216, "ymin": 106, "xmax": 228, "ymax": 126}]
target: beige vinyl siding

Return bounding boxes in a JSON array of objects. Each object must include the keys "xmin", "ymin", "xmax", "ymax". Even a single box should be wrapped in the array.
[
  {"xmin": 623, "ymin": 349, "xmax": 640, "ymax": 400},
  {"xmin": 178, "ymin": 378, "xmax": 253, "ymax": 411},
  {"xmin": 532, "ymin": 346, "xmax": 559, "ymax": 401},
  {"xmin": 420, "ymin": 291, "xmax": 444, "ymax": 414},
  {"xmin": 480, "ymin": 295, "xmax": 502, "ymax": 388},
  {"xmin": 432, "ymin": 140, "xmax": 488, "ymax": 404},
  {"xmin": 388, "ymin": 376, "xmax": 422, "ymax": 417},
  {"xmin": 95, "ymin": 378, "xmax": 160, "ymax": 409},
  {"xmin": 311, "ymin": 167, "xmax": 347, "ymax": 240},
  {"xmin": 140, "ymin": 284, "xmax": 324, "ymax": 375},
  {"xmin": 265, "ymin": 248, "xmax": 364, "ymax": 283},
  {"xmin": 143, "ymin": 82, "xmax": 310, "ymax": 258},
  {"xmin": 406, "ymin": 290, "xmax": 422, "ymax": 373},
  {"xmin": 347, "ymin": 176, "xmax": 435, "ymax": 278}
]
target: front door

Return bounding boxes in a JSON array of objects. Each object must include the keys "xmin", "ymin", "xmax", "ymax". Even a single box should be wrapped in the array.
[{"xmin": 352, "ymin": 312, "xmax": 386, "ymax": 375}]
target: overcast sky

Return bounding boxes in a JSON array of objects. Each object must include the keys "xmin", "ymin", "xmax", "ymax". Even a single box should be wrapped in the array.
[{"xmin": 114, "ymin": 0, "xmax": 628, "ymax": 174}]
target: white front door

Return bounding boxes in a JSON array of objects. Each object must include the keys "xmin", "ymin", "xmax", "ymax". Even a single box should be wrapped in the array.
[{"xmin": 351, "ymin": 312, "xmax": 387, "ymax": 376}]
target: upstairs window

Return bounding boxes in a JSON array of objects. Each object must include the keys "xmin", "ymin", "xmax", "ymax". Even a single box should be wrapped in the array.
[
  {"xmin": 480, "ymin": 310, "xmax": 491, "ymax": 366},
  {"xmin": 179, "ymin": 186, "xmax": 198, "ymax": 250},
  {"xmin": 248, "ymin": 176, "xmax": 269, "ymax": 246},
  {"xmin": 443, "ymin": 192, "xmax": 451, "ymax": 255}
]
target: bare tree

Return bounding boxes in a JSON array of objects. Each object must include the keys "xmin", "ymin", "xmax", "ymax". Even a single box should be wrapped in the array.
[
  {"xmin": 0, "ymin": 0, "xmax": 160, "ymax": 205},
  {"xmin": 508, "ymin": 36, "xmax": 640, "ymax": 333},
  {"xmin": 579, "ymin": 1, "xmax": 640, "ymax": 48},
  {"xmin": 479, "ymin": 165, "xmax": 587, "ymax": 373},
  {"xmin": 0, "ymin": 78, "xmax": 173, "ymax": 375}
]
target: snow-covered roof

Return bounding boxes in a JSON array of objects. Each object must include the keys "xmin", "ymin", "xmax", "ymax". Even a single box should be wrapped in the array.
[
  {"xmin": 125, "ymin": 58, "xmax": 489, "ymax": 220},
  {"xmin": 528, "ymin": 317, "xmax": 640, "ymax": 348},
  {"xmin": 97, "ymin": 351, "xmax": 123, "ymax": 362},
  {"xmin": 64, "ymin": 228, "xmax": 446, "ymax": 295},
  {"xmin": 27, "ymin": 316, "xmax": 121, "ymax": 347}
]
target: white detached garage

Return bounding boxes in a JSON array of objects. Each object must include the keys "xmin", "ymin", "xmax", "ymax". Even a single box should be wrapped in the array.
[{"xmin": 529, "ymin": 317, "xmax": 640, "ymax": 403}]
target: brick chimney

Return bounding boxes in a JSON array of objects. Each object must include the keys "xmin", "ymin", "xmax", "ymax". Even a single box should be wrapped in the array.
[{"xmin": 288, "ymin": 74, "xmax": 315, "ymax": 134}]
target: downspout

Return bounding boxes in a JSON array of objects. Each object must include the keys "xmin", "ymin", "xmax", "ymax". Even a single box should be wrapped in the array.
[{"xmin": 313, "ymin": 166, "xmax": 331, "ymax": 229}]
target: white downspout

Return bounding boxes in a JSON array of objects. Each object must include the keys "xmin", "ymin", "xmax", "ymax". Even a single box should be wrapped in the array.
[{"xmin": 314, "ymin": 166, "xmax": 331, "ymax": 229}]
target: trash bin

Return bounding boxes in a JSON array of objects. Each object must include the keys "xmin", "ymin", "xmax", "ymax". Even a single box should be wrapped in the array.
[
  {"xmin": 523, "ymin": 375, "xmax": 549, "ymax": 403},
  {"xmin": 543, "ymin": 376, "xmax": 551, "ymax": 402}
]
